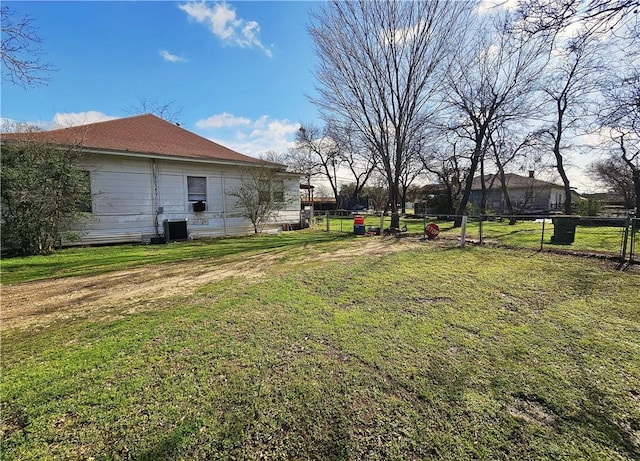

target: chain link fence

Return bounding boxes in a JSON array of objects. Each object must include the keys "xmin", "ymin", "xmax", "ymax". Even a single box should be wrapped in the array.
[{"xmin": 298, "ymin": 209, "xmax": 639, "ymax": 268}]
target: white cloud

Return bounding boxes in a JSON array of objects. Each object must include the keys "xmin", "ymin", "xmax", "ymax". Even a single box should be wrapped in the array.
[
  {"xmin": 249, "ymin": 115, "xmax": 300, "ymax": 143},
  {"xmin": 178, "ymin": 2, "xmax": 273, "ymax": 57},
  {"xmin": 0, "ymin": 117, "xmax": 18, "ymax": 130},
  {"xmin": 476, "ymin": 0, "xmax": 519, "ymax": 15},
  {"xmin": 160, "ymin": 50, "xmax": 188, "ymax": 63},
  {"xmin": 194, "ymin": 112, "xmax": 299, "ymax": 155},
  {"xmin": 195, "ymin": 112, "xmax": 251, "ymax": 129},
  {"xmin": 53, "ymin": 111, "xmax": 118, "ymax": 128}
]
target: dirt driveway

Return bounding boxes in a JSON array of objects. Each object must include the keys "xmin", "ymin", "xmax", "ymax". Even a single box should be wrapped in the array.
[{"xmin": 1, "ymin": 237, "xmax": 423, "ymax": 333}]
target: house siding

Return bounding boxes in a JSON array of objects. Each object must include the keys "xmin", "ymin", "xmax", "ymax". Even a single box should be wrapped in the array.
[
  {"xmin": 72, "ymin": 153, "xmax": 300, "ymax": 245},
  {"xmin": 471, "ymin": 187, "xmax": 561, "ymax": 213},
  {"xmin": 468, "ymin": 176, "xmax": 566, "ymax": 214}
]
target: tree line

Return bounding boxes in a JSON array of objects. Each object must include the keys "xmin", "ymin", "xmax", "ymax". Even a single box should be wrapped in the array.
[
  {"xmin": 280, "ymin": 0, "xmax": 639, "ymax": 227},
  {"xmin": 1, "ymin": 1, "xmax": 638, "ymax": 253}
]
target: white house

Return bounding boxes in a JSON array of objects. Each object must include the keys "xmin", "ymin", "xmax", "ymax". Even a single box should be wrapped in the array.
[{"xmin": 2, "ymin": 114, "xmax": 301, "ymax": 245}]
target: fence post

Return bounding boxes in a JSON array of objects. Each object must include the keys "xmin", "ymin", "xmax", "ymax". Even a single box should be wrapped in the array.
[
  {"xmin": 540, "ymin": 217, "xmax": 546, "ymax": 251},
  {"xmin": 460, "ymin": 215, "xmax": 468, "ymax": 247},
  {"xmin": 423, "ymin": 214, "xmax": 427, "ymax": 240},
  {"xmin": 630, "ymin": 218, "xmax": 637, "ymax": 263},
  {"xmin": 620, "ymin": 216, "xmax": 631, "ymax": 263},
  {"xmin": 479, "ymin": 215, "xmax": 483, "ymax": 245}
]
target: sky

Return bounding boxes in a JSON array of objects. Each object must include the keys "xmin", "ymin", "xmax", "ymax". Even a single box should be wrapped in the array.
[
  {"xmin": 1, "ymin": 0, "xmax": 621, "ymax": 193},
  {"xmin": 1, "ymin": 1, "xmax": 320, "ymax": 156}
]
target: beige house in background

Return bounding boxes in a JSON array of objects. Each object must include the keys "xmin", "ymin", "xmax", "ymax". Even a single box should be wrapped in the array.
[{"xmin": 469, "ymin": 172, "xmax": 572, "ymax": 214}]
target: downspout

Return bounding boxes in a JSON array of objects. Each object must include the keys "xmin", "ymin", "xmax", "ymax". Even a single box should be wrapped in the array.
[
  {"xmin": 221, "ymin": 171, "xmax": 228, "ymax": 235},
  {"xmin": 151, "ymin": 159, "xmax": 160, "ymax": 237}
]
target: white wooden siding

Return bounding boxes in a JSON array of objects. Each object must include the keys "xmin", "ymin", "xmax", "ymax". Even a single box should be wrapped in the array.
[{"xmin": 72, "ymin": 153, "xmax": 301, "ymax": 245}]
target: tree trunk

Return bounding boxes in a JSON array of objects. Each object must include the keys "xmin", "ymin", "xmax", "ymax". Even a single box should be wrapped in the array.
[
  {"xmin": 480, "ymin": 156, "xmax": 487, "ymax": 216},
  {"xmin": 633, "ymin": 169, "xmax": 640, "ymax": 214},
  {"xmin": 389, "ymin": 185, "xmax": 401, "ymax": 229},
  {"xmin": 554, "ymin": 147, "xmax": 572, "ymax": 215},
  {"xmin": 496, "ymin": 157, "xmax": 516, "ymax": 224},
  {"xmin": 553, "ymin": 98, "xmax": 572, "ymax": 215},
  {"xmin": 454, "ymin": 149, "xmax": 482, "ymax": 227}
]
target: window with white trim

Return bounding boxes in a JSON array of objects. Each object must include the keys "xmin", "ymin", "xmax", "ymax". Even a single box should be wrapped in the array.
[{"xmin": 187, "ymin": 176, "xmax": 207, "ymax": 202}]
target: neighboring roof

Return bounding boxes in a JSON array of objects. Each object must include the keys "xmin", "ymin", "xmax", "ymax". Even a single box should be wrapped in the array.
[
  {"xmin": 1, "ymin": 114, "xmax": 275, "ymax": 166},
  {"xmin": 471, "ymin": 173, "xmax": 563, "ymax": 190},
  {"xmin": 582, "ymin": 191, "xmax": 627, "ymax": 205}
]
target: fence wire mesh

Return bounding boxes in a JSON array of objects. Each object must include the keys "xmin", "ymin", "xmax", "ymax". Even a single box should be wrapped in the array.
[{"xmin": 300, "ymin": 210, "xmax": 639, "ymax": 267}]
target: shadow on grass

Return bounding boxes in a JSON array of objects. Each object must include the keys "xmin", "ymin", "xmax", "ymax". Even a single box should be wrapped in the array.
[
  {"xmin": 1, "ymin": 231, "xmax": 355, "ymax": 284},
  {"xmin": 137, "ymin": 427, "xmax": 185, "ymax": 461},
  {"xmin": 569, "ymin": 368, "xmax": 640, "ymax": 459}
]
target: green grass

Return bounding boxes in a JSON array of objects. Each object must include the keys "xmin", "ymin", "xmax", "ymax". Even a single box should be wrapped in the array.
[
  {"xmin": 2, "ymin": 237, "xmax": 639, "ymax": 460},
  {"xmin": 0, "ymin": 231, "xmax": 353, "ymax": 284},
  {"xmin": 325, "ymin": 215, "xmax": 637, "ymax": 255},
  {"xmin": 3, "ymin": 218, "xmax": 635, "ymax": 285}
]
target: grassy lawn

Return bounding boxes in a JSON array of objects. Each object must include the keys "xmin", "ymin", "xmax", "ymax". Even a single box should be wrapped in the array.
[
  {"xmin": 323, "ymin": 215, "xmax": 637, "ymax": 255},
  {"xmin": 0, "ymin": 231, "xmax": 354, "ymax": 284},
  {"xmin": 1, "ymin": 233, "xmax": 639, "ymax": 460},
  {"xmin": 2, "ymin": 218, "xmax": 635, "ymax": 285}
]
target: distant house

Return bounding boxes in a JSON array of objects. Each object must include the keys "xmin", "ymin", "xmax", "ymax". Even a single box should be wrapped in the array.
[
  {"xmin": 469, "ymin": 172, "xmax": 570, "ymax": 214},
  {"xmin": 1, "ymin": 114, "xmax": 301, "ymax": 245}
]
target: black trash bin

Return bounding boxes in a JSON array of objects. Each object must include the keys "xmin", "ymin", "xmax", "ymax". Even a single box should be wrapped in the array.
[{"xmin": 551, "ymin": 217, "xmax": 579, "ymax": 244}]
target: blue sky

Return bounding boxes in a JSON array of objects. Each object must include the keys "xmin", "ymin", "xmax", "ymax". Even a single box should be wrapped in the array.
[
  {"xmin": 3, "ymin": 1, "xmax": 628, "ymax": 193},
  {"xmin": 1, "ymin": 1, "xmax": 320, "ymax": 156}
]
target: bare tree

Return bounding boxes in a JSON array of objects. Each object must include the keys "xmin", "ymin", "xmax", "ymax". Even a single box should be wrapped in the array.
[
  {"xmin": 610, "ymin": 132, "xmax": 640, "ymax": 212},
  {"xmin": 1, "ymin": 5, "xmax": 55, "ymax": 87},
  {"xmin": 363, "ymin": 174, "xmax": 390, "ymax": 213},
  {"xmin": 588, "ymin": 154, "xmax": 637, "ymax": 209},
  {"xmin": 537, "ymin": 33, "xmax": 604, "ymax": 214},
  {"xmin": 308, "ymin": 0, "xmax": 472, "ymax": 228},
  {"xmin": 601, "ymin": 67, "xmax": 640, "ymax": 139},
  {"xmin": 295, "ymin": 124, "xmax": 342, "ymax": 205},
  {"xmin": 126, "ymin": 99, "xmax": 183, "ymax": 123},
  {"xmin": 0, "ymin": 119, "xmax": 44, "ymax": 134},
  {"xmin": 443, "ymin": 13, "xmax": 551, "ymax": 224},
  {"xmin": 595, "ymin": 22, "xmax": 640, "ymax": 211},
  {"xmin": 327, "ymin": 122, "xmax": 377, "ymax": 207},
  {"xmin": 286, "ymin": 140, "xmax": 322, "ymax": 203},
  {"xmin": 517, "ymin": 0, "xmax": 639, "ymax": 36},
  {"xmin": 227, "ymin": 168, "xmax": 291, "ymax": 234},
  {"xmin": 398, "ymin": 151, "xmax": 424, "ymax": 214},
  {"xmin": 419, "ymin": 136, "xmax": 465, "ymax": 215},
  {"xmin": 259, "ymin": 150, "xmax": 290, "ymax": 167},
  {"xmin": 487, "ymin": 127, "xmax": 541, "ymax": 222}
]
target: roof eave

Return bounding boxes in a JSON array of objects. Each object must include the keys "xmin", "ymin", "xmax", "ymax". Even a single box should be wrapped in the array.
[
  {"xmin": 80, "ymin": 147, "xmax": 299, "ymax": 173},
  {"xmin": 1, "ymin": 138, "xmax": 298, "ymax": 176}
]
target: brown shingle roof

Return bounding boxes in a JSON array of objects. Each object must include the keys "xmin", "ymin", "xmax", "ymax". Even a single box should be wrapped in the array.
[{"xmin": 1, "ymin": 114, "xmax": 271, "ymax": 165}]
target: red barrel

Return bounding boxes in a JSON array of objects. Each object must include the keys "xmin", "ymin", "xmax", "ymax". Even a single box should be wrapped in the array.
[{"xmin": 354, "ymin": 215, "xmax": 366, "ymax": 235}]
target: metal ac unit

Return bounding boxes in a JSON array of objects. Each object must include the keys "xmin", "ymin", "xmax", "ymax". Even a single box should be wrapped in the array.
[{"xmin": 163, "ymin": 219, "xmax": 188, "ymax": 242}]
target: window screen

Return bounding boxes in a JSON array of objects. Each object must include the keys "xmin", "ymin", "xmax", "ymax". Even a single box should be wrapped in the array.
[{"xmin": 187, "ymin": 176, "xmax": 206, "ymax": 202}]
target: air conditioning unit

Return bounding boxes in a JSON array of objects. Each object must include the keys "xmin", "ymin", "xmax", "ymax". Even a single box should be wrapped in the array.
[
  {"xmin": 193, "ymin": 201, "xmax": 206, "ymax": 212},
  {"xmin": 163, "ymin": 219, "xmax": 188, "ymax": 242}
]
